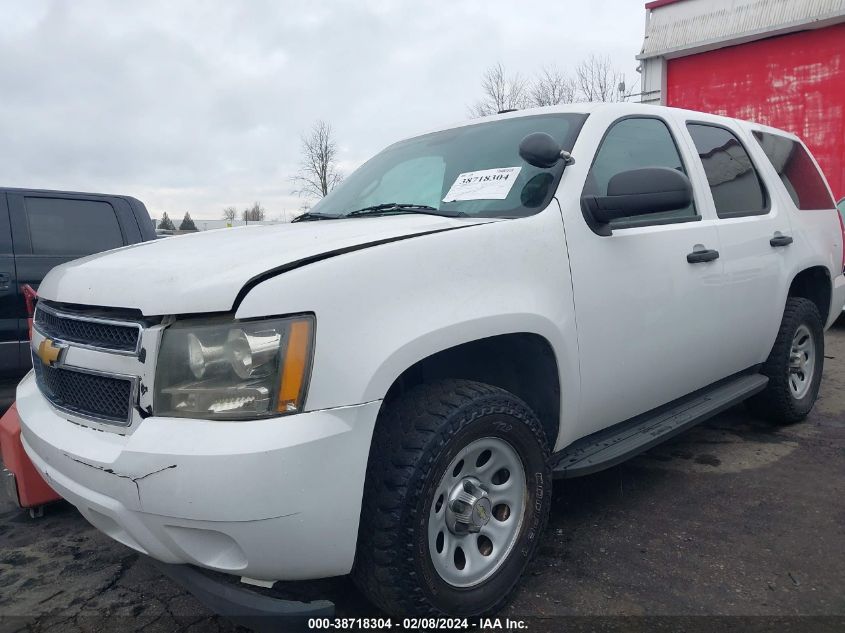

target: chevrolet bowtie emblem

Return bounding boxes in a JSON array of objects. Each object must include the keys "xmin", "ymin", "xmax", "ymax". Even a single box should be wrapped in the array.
[{"xmin": 36, "ymin": 338, "xmax": 65, "ymax": 367}]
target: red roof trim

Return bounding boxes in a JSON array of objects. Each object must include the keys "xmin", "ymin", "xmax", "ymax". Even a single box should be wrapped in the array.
[{"xmin": 645, "ymin": 0, "xmax": 687, "ymax": 9}]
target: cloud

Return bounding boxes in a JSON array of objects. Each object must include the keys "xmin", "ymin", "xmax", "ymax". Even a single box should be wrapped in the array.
[{"xmin": 0, "ymin": 0, "xmax": 644, "ymax": 219}]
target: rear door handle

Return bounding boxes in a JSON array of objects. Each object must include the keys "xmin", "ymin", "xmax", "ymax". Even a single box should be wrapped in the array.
[
  {"xmin": 770, "ymin": 234, "xmax": 793, "ymax": 247},
  {"xmin": 686, "ymin": 249, "xmax": 720, "ymax": 264},
  {"xmin": 0, "ymin": 273, "xmax": 10, "ymax": 291}
]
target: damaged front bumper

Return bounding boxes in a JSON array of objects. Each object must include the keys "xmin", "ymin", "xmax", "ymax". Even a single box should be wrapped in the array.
[
  {"xmin": 16, "ymin": 372, "xmax": 381, "ymax": 582},
  {"xmin": 151, "ymin": 558, "xmax": 334, "ymax": 631}
]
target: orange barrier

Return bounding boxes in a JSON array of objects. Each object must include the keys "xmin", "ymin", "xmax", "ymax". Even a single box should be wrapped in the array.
[{"xmin": 0, "ymin": 403, "xmax": 61, "ymax": 509}]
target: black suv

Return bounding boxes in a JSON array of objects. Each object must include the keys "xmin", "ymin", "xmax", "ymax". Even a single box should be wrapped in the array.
[{"xmin": 0, "ymin": 188, "xmax": 155, "ymax": 377}]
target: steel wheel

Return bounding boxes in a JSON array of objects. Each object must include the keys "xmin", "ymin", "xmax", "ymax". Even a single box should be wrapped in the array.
[
  {"xmin": 427, "ymin": 436, "xmax": 526, "ymax": 588},
  {"xmin": 746, "ymin": 297, "xmax": 824, "ymax": 425},
  {"xmin": 353, "ymin": 379, "xmax": 551, "ymax": 616},
  {"xmin": 788, "ymin": 324, "xmax": 815, "ymax": 400}
]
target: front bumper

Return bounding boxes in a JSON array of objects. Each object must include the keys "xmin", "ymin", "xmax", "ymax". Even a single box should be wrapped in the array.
[{"xmin": 17, "ymin": 373, "xmax": 381, "ymax": 581}]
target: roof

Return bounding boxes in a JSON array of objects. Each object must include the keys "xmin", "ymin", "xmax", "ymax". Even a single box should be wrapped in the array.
[
  {"xmin": 431, "ymin": 102, "xmax": 798, "ymax": 141},
  {"xmin": 639, "ymin": 0, "xmax": 845, "ymax": 59},
  {"xmin": 644, "ymin": 0, "xmax": 688, "ymax": 9}
]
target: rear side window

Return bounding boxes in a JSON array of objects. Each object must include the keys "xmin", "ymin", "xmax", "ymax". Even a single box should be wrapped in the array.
[
  {"xmin": 584, "ymin": 117, "xmax": 697, "ymax": 228},
  {"xmin": 753, "ymin": 131, "xmax": 835, "ymax": 210},
  {"xmin": 686, "ymin": 123, "xmax": 767, "ymax": 218},
  {"xmin": 24, "ymin": 197, "xmax": 124, "ymax": 256}
]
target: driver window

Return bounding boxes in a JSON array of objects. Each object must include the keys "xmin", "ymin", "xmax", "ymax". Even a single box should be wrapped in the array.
[{"xmin": 584, "ymin": 117, "xmax": 697, "ymax": 227}]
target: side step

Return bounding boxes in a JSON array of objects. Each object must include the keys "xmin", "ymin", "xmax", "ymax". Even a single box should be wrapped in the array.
[{"xmin": 551, "ymin": 374, "xmax": 768, "ymax": 479}]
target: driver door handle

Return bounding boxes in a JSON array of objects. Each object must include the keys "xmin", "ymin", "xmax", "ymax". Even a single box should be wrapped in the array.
[
  {"xmin": 686, "ymin": 249, "xmax": 720, "ymax": 264},
  {"xmin": 770, "ymin": 234, "xmax": 794, "ymax": 247}
]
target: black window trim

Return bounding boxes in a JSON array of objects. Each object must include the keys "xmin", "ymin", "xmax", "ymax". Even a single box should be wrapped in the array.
[
  {"xmin": 685, "ymin": 119, "xmax": 771, "ymax": 219},
  {"xmin": 0, "ymin": 192, "xmax": 12, "ymax": 255},
  {"xmin": 580, "ymin": 114, "xmax": 702, "ymax": 236}
]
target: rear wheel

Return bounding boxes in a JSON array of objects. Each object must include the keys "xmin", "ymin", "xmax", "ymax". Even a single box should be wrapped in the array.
[
  {"xmin": 747, "ymin": 297, "xmax": 824, "ymax": 424},
  {"xmin": 352, "ymin": 379, "xmax": 551, "ymax": 616}
]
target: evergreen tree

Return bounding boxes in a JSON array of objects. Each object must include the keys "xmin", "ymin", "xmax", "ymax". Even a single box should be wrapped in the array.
[
  {"xmin": 179, "ymin": 212, "xmax": 197, "ymax": 231},
  {"xmin": 158, "ymin": 212, "xmax": 175, "ymax": 231}
]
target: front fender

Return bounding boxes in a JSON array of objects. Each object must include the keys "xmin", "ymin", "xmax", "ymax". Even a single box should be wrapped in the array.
[
  {"xmin": 235, "ymin": 210, "xmax": 580, "ymax": 446},
  {"xmin": 363, "ymin": 312, "xmax": 566, "ymax": 404}
]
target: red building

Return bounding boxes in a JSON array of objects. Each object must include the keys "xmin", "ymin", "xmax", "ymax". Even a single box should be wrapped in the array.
[{"xmin": 638, "ymin": 0, "xmax": 845, "ymax": 199}]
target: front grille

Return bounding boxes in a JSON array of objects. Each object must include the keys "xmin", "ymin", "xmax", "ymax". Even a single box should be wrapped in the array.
[
  {"xmin": 34, "ymin": 305, "xmax": 140, "ymax": 354},
  {"xmin": 33, "ymin": 359, "xmax": 134, "ymax": 425}
]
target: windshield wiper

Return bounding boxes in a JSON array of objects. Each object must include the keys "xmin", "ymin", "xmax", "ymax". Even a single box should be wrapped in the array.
[
  {"xmin": 291, "ymin": 212, "xmax": 339, "ymax": 223},
  {"xmin": 347, "ymin": 203, "xmax": 466, "ymax": 218}
]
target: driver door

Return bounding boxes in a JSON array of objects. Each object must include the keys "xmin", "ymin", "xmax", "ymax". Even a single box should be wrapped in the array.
[{"xmin": 563, "ymin": 114, "xmax": 727, "ymax": 437}]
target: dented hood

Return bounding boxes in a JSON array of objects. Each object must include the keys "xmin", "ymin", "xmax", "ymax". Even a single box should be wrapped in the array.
[{"xmin": 38, "ymin": 215, "xmax": 487, "ymax": 316}]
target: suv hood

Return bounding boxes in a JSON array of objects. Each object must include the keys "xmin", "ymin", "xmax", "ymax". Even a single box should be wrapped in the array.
[{"xmin": 38, "ymin": 215, "xmax": 491, "ymax": 315}]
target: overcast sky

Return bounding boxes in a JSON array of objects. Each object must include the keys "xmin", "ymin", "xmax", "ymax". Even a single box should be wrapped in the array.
[{"xmin": 0, "ymin": 0, "xmax": 646, "ymax": 220}]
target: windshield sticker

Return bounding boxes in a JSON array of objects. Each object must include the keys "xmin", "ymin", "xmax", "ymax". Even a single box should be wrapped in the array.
[{"xmin": 442, "ymin": 167, "xmax": 522, "ymax": 202}]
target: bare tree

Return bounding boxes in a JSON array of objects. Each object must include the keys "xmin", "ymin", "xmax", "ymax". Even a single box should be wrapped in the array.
[
  {"xmin": 530, "ymin": 66, "xmax": 577, "ymax": 107},
  {"xmin": 222, "ymin": 206, "xmax": 237, "ymax": 223},
  {"xmin": 469, "ymin": 63, "xmax": 530, "ymax": 117},
  {"xmin": 242, "ymin": 201, "xmax": 265, "ymax": 222},
  {"xmin": 575, "ymin": 54, "xmax": 625, "ymax": 102},
  {"xmin": 291, "ymin": 120, "xmax": 343, "ymax": 199}
]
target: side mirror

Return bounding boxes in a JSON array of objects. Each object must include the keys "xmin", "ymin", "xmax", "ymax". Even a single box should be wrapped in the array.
[
  {"xmin": 519, "ymin": 133, "xmax": 573, "ymax": 168},
  {"xmin": 582, "ymin": 167, "xmax": 692, "ymax": 224}
]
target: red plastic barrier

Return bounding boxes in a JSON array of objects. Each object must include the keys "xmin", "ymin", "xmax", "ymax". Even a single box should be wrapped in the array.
[
  {"xmin": 0, "ymin": 403, "xmax": 61, "ymax": 508},
  {"xmin": 22, "ymin": 284, "xmax": 38, "ymax": 340}
]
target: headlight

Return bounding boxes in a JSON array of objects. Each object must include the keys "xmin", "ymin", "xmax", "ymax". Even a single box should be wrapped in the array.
[{"xmin": 154, "ymin": 314, "xmax": 314, "ymax": 420}]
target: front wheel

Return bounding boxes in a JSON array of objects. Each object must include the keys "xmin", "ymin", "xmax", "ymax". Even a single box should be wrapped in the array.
[
  {"xmin": 352, "ymin": 380, "xmax": 551, "ymax": 617},
  {"xmin": 747, "ymin": 297, "xmax": 824, "ymax": 424}
]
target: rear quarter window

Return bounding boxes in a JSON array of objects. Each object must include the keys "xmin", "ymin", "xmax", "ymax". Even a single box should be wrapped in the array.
[{"xmin": 752, "ymin": 131, "xmax": 835, "ymax": 210}]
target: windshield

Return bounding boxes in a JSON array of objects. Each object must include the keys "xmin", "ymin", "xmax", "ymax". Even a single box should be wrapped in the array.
[{"xmin": 309, "ymin": 113, "xmax": 587, "ymax": 219}]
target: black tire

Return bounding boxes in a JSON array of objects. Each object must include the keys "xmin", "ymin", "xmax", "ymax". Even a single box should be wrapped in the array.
[
  {"xmin": 352, "ymin": 379, "xmax": 551, "ymax": 617},
  {"xmin": 746, "ymin": 297, "xmax": 824, "ymax": 424}
]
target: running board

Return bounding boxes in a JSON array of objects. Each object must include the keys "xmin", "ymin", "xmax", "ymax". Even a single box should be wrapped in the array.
[{"xmin": 551, "ymin": 374, "xmax": 769, "ymax": 479}]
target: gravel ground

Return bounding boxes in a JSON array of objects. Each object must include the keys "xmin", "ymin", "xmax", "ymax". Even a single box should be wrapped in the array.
[{"xmin": 1, "ymin": 317, "xmax": 844, "ymax": 632}]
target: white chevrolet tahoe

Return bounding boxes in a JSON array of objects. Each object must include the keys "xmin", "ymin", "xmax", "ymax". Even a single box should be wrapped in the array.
[{"xmin": 17, "ymin": 103, "xmax": 845, "ymax": 618}]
